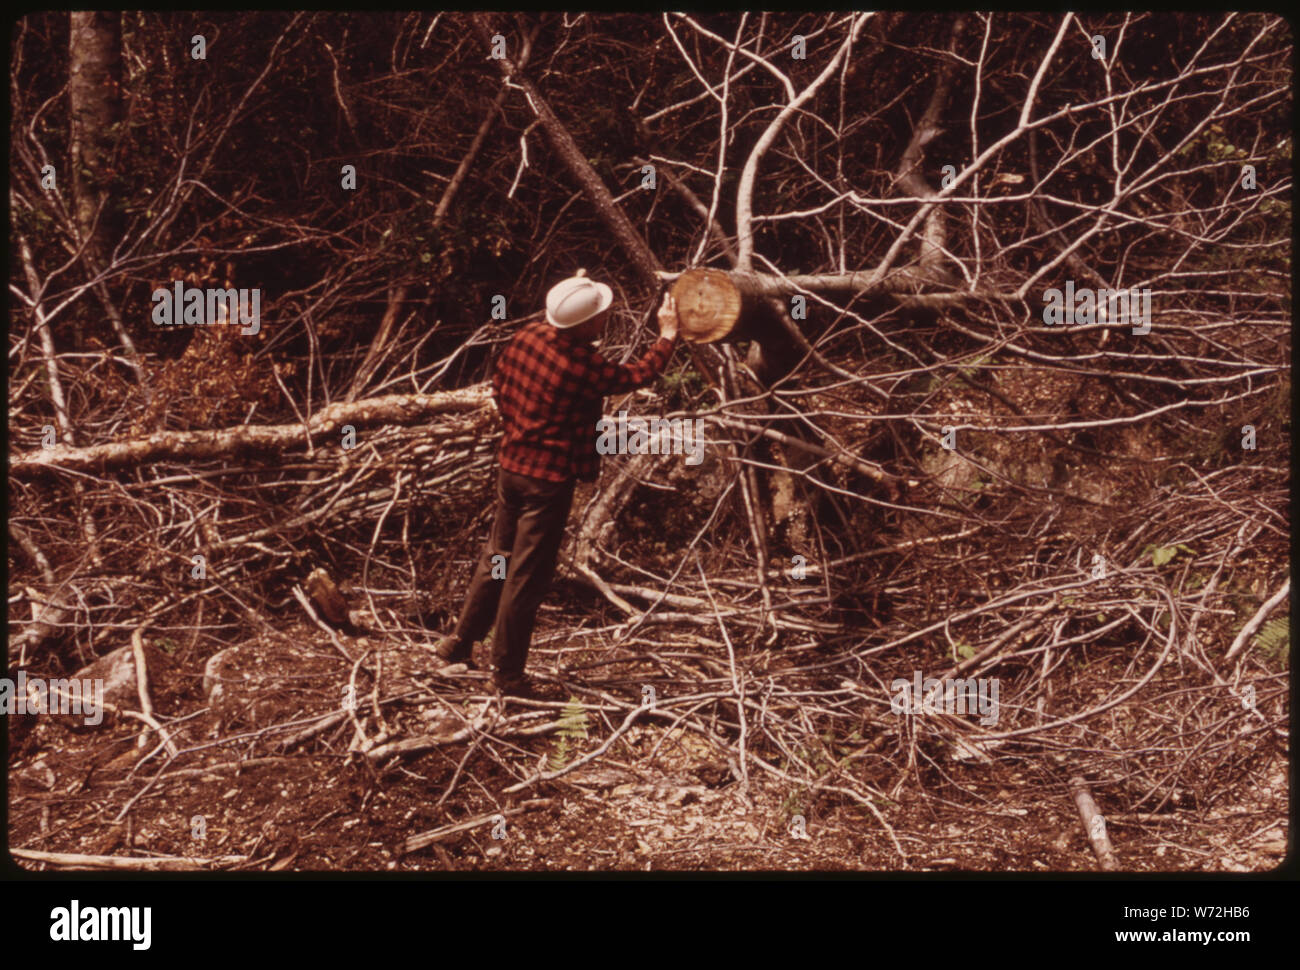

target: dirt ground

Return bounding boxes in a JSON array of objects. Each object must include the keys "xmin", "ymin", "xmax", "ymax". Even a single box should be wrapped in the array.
[{"xmin": 7, "ymin": 611, "xmax": 1289, "ymax": 873}]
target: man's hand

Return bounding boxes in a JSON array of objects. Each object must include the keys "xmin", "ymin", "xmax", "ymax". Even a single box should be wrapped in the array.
[{"xmin": 657, "ymin": 292, "xmax": 680, "ymax": 341}]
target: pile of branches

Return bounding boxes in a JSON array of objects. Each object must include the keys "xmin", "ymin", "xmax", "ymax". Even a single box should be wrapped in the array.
[{"xmin": 8, "ymin": 357, "xmax": 1287, "ymax": 869}]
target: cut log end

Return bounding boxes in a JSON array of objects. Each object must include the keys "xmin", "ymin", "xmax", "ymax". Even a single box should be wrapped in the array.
[{"xmin": 670, "ymin": 268, "xmax": 742, "ymax": 343}]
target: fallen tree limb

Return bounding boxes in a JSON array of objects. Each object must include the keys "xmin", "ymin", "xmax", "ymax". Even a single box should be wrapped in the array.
[
  {"xmin": 367, "ymin": 709, "xmax": 568, "ymax": 762},
  {"xmin": 158, "ymin": 756, "xmax": 295, "ymax": 781},
  {"xmin": 475, "ymin": 14, "xmax": 662, "ymax": 289},
  {"xmin": 11, "ymin": 847, "xmax": 249, "ymax": 871},
  {"xmin": 713, "ymin": 414, "xmax": 917, "ymax": 487},
  {"xmin": 130, "ymin": 627, "xmax": 178, "ymax": 758},
  {"xmin": 10, "ymin": 384, "xmax": 494, "ymax": 477},
  {"xmin": 402, "ymin": 798, "xmax": 555, "ymax": 855},
  {"xmin": 892, "ymin": 16, "xmax": 966, "ymax": 287},
  {"xmin": 655, "ymin": 267, "xmax": 988, "ymax": 298}
]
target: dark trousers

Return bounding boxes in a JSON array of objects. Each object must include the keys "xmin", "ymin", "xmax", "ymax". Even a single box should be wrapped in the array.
[{"xmin": 449, "ymin": 467, "xmax": 575, "ymax": 682}]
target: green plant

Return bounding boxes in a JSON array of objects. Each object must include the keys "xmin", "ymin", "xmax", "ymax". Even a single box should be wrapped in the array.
[
  {"xmin": 660, "ymin": 367, "xmax": 705, "ymax": 408},
  {"xmin": 1254, "ymin": 616, "xmax": 1289, "ymax": 663},
  {"xmin": 777, "ymin": 729, "xmax": 867, "ymax": 823},
  {"xmin": 547, "ymin": 697, "xmax": 589, "ymax": 772},
  {"xmin": 958, "ymin": 354, "xmax": 991, "ymax": 378},
  {"xmin": 1141, "ymin": 543, "xmax": 1195, "ymax": 567},
  {"xmin": 1176, "ymin": 122, "xmax": 1249, "ymax": 162},
  {"xmin": 661, "ymin": 368, "xmax": 702, "ymax": 391},
  {"xmin": 780, "ymin": 788, "xmax": 805, "ymax": 823}
]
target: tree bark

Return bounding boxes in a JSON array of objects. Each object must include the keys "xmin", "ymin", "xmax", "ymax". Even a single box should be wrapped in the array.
[
  {"xmin": 657, "ymin": 266, "xmax": 972, "ymax": 298},
  {"xmin": 10, "ymin": 385, "xmax": 494, "ymax": 478},
  {"xmin": 69, "ymin": 11, "xmax": 122, "ymax": 269},
  {"xmin": 893, "ymin": 16, "xmax": 965, "ymax": 286},
  {"xmin": 473, "ymin": 14, "xmax": 663, "ymax": 289},
  {"xmin": 668, "ymin": 268, "xmax": 820, "ymax": 359}
]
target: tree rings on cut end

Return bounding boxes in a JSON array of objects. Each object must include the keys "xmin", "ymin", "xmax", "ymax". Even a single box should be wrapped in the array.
[{"xmin": 670, "ymin": 268, "xmax": 742, "ymax": 343}]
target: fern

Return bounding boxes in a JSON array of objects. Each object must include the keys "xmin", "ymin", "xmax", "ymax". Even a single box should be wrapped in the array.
[
  {"xmin": 1254, "ymin": 616, "xmax": 1289, "ymax": 662},
  {"xmin": 547, "ymin": 697, "xmax": 589, "ymax": 772},
  {"xmin": 548, "ymin": 735, "xmax": 569, "ymax": 773}
]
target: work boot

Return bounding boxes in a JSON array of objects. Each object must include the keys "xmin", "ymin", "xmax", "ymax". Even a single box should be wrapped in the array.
[
  {"xmin": 433, "ymin": 635, "xmax": 476, "ymax": 669},
  {"xmin": 494, "ymin": 674, "xmax": 548, "ymax": 701}
]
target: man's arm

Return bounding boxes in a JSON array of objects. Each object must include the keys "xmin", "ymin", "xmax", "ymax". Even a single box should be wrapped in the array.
[{"xmin": 576, "ymin": 293, "xmax": 680, "ymax": 395}]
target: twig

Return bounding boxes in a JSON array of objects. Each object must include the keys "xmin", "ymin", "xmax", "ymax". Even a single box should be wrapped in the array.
[
  {"xmin": 292, "ymin": 584, "xmax": 356, "ymax": 662},
  {"xmin": 1224, "ymin": 578, "xmax": 1289, "ymax": 661},
  {"xmin": 130, "ymin": 627, "xmax": 178, "ymax": 757},
  {"xmin": 402, "ymin": 799, "xmax": 554, "ymax": 855},
  {"xmin": 695, "ymin": 553, "xmax": 751, "ymax": 799},
  {"xmin": 1069, "ymin": 775, "xmax": 1119, "ymax": 871},
  {"xmin": 12, "ymin": 848, "xmax": 249, "ymax": 871}
]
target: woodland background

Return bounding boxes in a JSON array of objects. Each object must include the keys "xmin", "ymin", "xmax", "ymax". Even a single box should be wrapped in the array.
[{"xmin": 7, "ymin": 11, "xmax": 1290, "ymax": 871}]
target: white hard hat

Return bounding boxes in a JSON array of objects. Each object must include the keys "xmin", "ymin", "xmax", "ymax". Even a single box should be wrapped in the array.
[{"xmin": 545, "ymin": 269, "xmax": 613, "ymax": 328}]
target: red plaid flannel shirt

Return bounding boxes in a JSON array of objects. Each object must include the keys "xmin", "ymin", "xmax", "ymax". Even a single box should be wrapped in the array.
[{"xmin": 491, "ymin": 317, "xmax": 677, "ymax": 483}]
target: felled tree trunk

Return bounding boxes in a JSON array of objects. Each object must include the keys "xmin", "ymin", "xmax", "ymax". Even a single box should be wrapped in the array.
[
  {"xmin": 670, "ymin": 268, "xmax": 801, "ymax": 351},
  {"xmin": 671, "ymin": 268, "xmax": 810, "ymax": 410}
]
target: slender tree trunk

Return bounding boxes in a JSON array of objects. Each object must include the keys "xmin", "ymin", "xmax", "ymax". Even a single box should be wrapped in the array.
[
  {"xmin": 68, "ymin": 12, "xmax": 122, "ymax": 268},
  {"xmin": 472, "ymin": 14, "xmax": 662, "ymax": 289}
]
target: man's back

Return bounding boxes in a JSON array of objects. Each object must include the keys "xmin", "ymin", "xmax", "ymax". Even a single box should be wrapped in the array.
[{"xmin": 492, "ymin": 319, "xmax": 675, "ymax": 483}]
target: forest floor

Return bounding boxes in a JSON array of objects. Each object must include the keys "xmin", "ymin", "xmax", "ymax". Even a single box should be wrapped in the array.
[{"xmin": 7, "ymin": 606, "xmax": 1289, "ymax": 873}]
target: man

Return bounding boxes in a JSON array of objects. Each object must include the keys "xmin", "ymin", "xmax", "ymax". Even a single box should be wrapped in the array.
[{"xmin": 434, "ymin": 270, "xmax": 680, "ymax": 699}]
